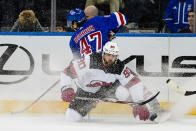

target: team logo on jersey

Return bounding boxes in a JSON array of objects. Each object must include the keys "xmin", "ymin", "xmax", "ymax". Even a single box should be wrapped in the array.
[{"xmin": 86, "ymin": 80, "xmax": 113, "ymax": 88}]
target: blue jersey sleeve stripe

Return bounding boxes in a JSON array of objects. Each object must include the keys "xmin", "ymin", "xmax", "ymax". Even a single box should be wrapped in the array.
[{"xmin": 113, "ymin": 12, "xmax": 127, "ymax": 27}]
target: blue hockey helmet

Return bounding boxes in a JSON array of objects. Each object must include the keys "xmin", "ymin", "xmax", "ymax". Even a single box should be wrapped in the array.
[{"xmin": 67, "ymin": 8, "xmax": 86, "ymax": 28}]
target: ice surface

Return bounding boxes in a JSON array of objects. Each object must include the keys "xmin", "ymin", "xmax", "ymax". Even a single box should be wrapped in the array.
[{"xmin": 0, "ymin": 114, "xmax": 195, "ymax": 131}]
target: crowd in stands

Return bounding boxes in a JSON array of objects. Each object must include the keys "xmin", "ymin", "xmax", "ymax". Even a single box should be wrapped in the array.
[{"xmin": 0, "ymin": 0, "xmax": 194, "ymax": 33}]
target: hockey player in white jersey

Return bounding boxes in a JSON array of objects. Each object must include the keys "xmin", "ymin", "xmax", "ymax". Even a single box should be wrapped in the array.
[{"xmin": 60, "ymin": 41, "xmax": 169, "ymax": 122}]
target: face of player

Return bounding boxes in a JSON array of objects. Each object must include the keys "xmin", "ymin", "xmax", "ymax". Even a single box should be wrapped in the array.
[
  {"xmin": 72, "ymin": 21, "xmax": 78, "ymax": 31},
  {"xmin": 102, "ymin": 53, "xmax": 117, "ymax": 67},
  {"xmin": 188, "ymin": 12, "xmax": 194, "ymax": 26}
]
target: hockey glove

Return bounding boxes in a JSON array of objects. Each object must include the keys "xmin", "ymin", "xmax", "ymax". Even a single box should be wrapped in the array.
[
  {"xmin": 108, "ymin": 31, "xmax": 116, "ymax": 40},
  {"xmin": 133, "ymin": 105, "xmax": 150, "ymax": 121},
  {"xmin": 61, "ymin": 87, "xmax": 76, "ymax": 102}
]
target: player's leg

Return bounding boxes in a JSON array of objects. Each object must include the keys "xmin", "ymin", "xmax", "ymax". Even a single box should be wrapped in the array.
[
  {"xmin": 65, "ymin": 88, "xmax": 98, "ymax": 122},
  {"xmin": 66, "ymin": 99, "xmax": 97, "ymax": 121},
  {"xmin": 115, "ymin": 85, "xmax": 130, "ymax": 101},
  {"xmin": 65, "ymin": 108, "xmax": 83, "ymax": 122}
]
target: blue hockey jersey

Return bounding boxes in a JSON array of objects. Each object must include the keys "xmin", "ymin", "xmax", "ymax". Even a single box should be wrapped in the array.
[
  {"xmin": 69, "ymin": 12, "xmax": 127, "ymax": 59},
  {"xmin": 165, "ymin": 0, "xmax": 193, "ymax": 33}
]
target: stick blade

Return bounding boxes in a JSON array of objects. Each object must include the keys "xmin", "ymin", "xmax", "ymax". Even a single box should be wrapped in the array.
[{"xmin": 166, "ymin": 79, "xmax": 186, "ymax": 95}]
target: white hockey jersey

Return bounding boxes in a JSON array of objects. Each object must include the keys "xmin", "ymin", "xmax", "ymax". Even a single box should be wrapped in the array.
[{"xmin": 61, "ymin": 53, "xmax": 144, "ymax": 102}]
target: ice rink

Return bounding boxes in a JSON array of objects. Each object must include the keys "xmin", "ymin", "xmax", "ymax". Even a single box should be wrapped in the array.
[{"xmin": 0, "ymin": 114, "xmax": 195, "ymax": 131}]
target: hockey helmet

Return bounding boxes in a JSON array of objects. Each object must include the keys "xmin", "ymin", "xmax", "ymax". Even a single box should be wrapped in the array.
[
  {"xmin": 67, "ymin": 8, "xmax": 86, "ymax": 28},
  {"xmin": 103, "ymin": 41, "xmax": 119, "ymax": 56}
]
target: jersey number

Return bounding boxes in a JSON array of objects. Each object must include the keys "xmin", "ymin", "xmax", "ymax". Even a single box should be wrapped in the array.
[
  {"xmin": 78, "ymin": 57, "xmax": 86, "ymax": 69},
  {"xmin": 80, "ymin": 31, "xmax": 102, "ymax": 56},
  {"xmin": 123, "ymin": 67, "xmax": 131, "ymax": 78}
]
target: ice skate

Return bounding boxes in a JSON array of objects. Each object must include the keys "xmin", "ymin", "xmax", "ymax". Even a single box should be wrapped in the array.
[{"xmin": 150, "ymin": 109, "xmax": 171, "ymax": 123}]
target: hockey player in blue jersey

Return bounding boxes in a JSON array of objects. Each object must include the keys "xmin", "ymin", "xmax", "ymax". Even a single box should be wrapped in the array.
[{"xmin": 67, "ymin": 8, "xmax": 127, "ymax": 59}]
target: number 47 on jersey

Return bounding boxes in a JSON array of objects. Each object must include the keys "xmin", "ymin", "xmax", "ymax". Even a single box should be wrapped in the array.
[{"xmin": 80, "ymin": 31, "xmax": 102, "ymax": 56}]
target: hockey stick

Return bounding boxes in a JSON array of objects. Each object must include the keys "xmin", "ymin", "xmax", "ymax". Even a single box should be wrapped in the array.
[
  {"xmin": 11, "ymin": 79, "xmax": 60, "ymax": 114},
  {"xmin": 122, "ymin": 55, "xmax": 135, "ymax": 65},
  {"xmin": 166, "ymin": 79, "xmax": 196, "ymax": 96},
  {"xmin": 75, "ymin": 91, "xmax": 160, "ymax": 106}
]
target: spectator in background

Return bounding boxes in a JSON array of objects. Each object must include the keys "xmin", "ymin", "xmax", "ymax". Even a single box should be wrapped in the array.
[
  {"xmin": 84, "ymin": 5, "xmax": 98, "ymax": 20},
  {"xmin": 56, "ymin": 26, "xmax": 65, "ymax": 32},
  {"xmin": 178, "ymin": 9, "xmax": 194, "ymax": 33},
  {"xmin": 84, "ymin": 5, "xmax": 128, "ymax": 33},
  {"xmin": 165, "ymin": 0, "xmax": 193, "ymax": 33},
  {"xmin": 85, "ymin": 0, "xmax": 123, "ymax": 15},
  {"xmin": 56, "ymin": 21, "xmax": 66, "ymax": 32},
  {"xmin": 123, "ymin": 0, "xmax": 143, "ymax": 29},
  {"xmin": 10, "ymin": 10, "xmax": 44, "ymax": 32},
  {"xmin": 124, "ymin": 0, "xmax": 157, "ymax": 29}
]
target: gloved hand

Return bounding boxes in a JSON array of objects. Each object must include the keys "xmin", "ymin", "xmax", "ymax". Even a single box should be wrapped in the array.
[
  {"xmin": 132, "ymin": 105, "xmax": 150, "ymax": 121},
  {"xmin": 108, "ymin": 31, "xmax": 116, "ymax": 40},
  {"xmin": 61, "ymin": 87, "xmax": 76, "ymax": 102}
]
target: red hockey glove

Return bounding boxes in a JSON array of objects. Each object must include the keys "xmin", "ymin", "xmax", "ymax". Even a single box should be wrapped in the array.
[
  {"xmin": 61, "ymin": 88, "xmax": 76, "ymax": 102},
  {"xmin": 133, "ymin": 105, "xmax": 150, "ymax": 121}
]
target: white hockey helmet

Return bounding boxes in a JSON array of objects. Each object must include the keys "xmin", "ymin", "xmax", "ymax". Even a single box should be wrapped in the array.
[{"xmin": 103, "ymin": 41, "xmax": 119, "ymax": 56}]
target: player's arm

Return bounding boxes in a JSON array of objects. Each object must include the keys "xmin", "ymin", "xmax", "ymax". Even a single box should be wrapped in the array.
[
  {"xmin": 60, "ymin": 62, "xmax": 78, "ymax": 102},
  {"xmin": 61, "ymin": 56, "xmax": 89, "ymax": 102},
  {"xmin": 104, "ymin": 12, "xmax": 127, "ymax": 40},
  {"xmin": 69, "ymin": 38, "xmax": 81, "ymax": 60},
  {"xmin": 118, "ymin": 66, "xmax": 144, "ymax": 102},
  {"xmin": 118, "ymin": 66, "xmax": 150, "ymax": 121},
  {"xmin": 103, "ymin": 12, "xmax": 128, "ymax": 31}
]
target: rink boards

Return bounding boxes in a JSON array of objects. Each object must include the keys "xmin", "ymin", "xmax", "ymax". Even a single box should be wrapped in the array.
[{"xmin": 0, "ymin": 32, "xmax": 196, "ymax": 115}]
